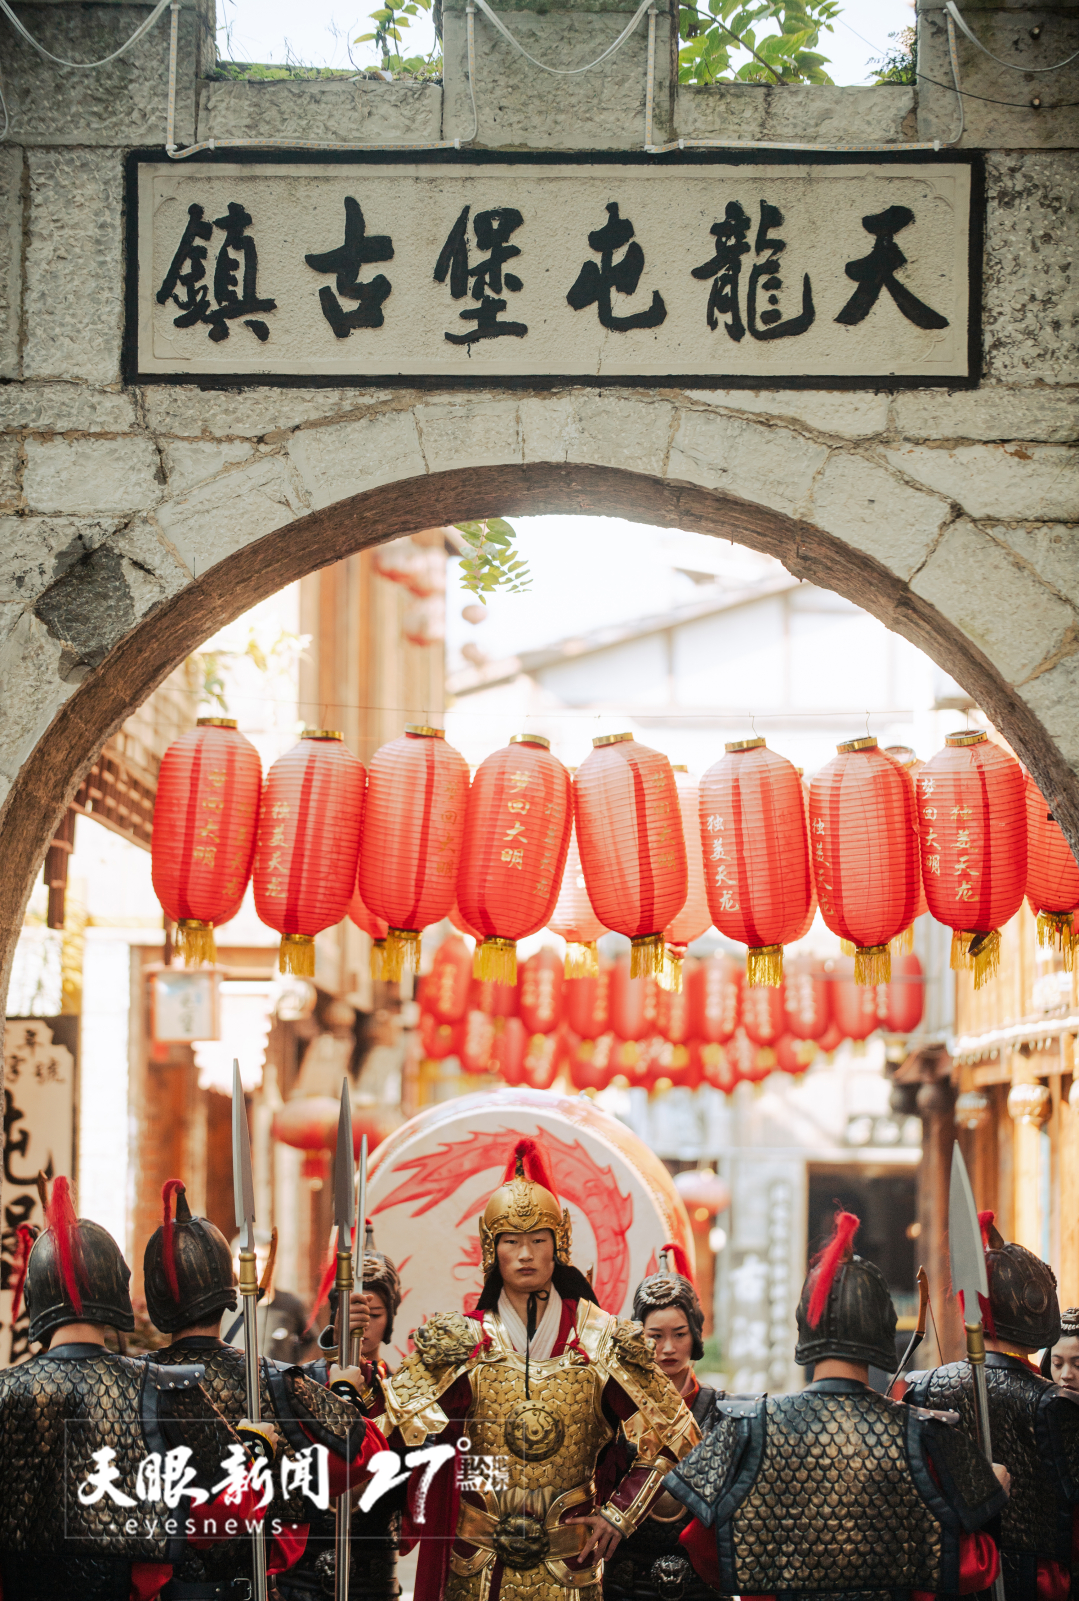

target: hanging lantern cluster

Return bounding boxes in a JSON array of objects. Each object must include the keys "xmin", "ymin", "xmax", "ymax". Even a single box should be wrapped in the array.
[{"xmin": 1024, "ymin": 769, "xmax": 1079, "ymax": 968}]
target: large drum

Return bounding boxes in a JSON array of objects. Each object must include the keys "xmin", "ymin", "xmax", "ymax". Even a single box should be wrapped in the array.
[{"xmin": 367, "ymin": 1087, "xmax": 693, "ymax": 1364}]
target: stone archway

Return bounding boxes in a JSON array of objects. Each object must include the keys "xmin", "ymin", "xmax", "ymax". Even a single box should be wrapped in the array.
[{"xmin": 3, "ymin": 389, "xmax": 1077, "ymax": 1003}]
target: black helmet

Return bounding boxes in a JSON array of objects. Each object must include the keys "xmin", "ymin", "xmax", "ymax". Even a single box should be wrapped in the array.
[
  {"xmin": 981, "ymin": 1212, "xmax": 1059, "ymax": 1351},
  {"xmin": 143, "ymin": 1180, "xmax": 237, "ymax": 1334},
  {"xmin": 25, "ymin": 1177, "xmax": 135, "ymax": 1347},
  {"xmin": 632, "ymin": 1243, "xmax": 705, "ymax": 1361},
  {"xmin": 795, "ymin": 1211, "xmax": 896, "ymax": 1372}
]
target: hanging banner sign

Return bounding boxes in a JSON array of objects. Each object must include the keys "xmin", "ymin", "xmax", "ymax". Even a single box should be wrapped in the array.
[{"xmin": 126, "ymin": 150, "xmax": 981, "ymax": 390}]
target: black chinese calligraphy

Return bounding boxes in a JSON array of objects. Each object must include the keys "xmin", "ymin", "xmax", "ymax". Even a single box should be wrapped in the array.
[
  {"xmin": 835, "ymin": 205, "xmax": 949, "ymax": 330},
  {"xmin": 3, "ymin": 1101, "xmax": 51, "ymax": 1188},
  {"xmin": 434, "ymin": 205, "xmax": 527, "ymax": 345},
  {"xmin": 157, "ymin": 201, "xmax": 276, "ymax": 343},
  {"xmin": 305, "ymin": 197, "xmax": 394, "ymax": 337},
  {"xmin": 567, "ymin": 202, "xmax": 667, "ymax": 332},
  {"xmin": 693, "ymin": 200, "xmax": 813, "ymax": 341}
]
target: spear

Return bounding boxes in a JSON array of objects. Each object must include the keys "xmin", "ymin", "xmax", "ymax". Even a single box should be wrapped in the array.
[
  {"xmin": 351, "ymin": 1134, "xmax": 369, "ymax": 1367},
  {"xmin": 232, "ymin": 1060, "xmax": 268, "ymax": 1601},
  {"xmin": 886, "ymin": 1265, "xmax": 929, "ymax": 1396},
  {"xmin": 334, "ymin": 1080, "xmax": 356, "ymax": 1601},
  {"xmin": 949, "ymin": 1143, "xmax": 1006, "ymax": 1601}
]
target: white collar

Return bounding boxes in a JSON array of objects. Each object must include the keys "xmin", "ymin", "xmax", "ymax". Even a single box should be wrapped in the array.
[{"xmin": 496, "ymin": 1283, "xmax": 562, "ymax": 1362}]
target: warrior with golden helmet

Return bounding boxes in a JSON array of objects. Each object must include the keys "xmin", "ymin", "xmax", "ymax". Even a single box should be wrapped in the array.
[{"xmin": 375, "ymin": 1137, "xmax": 700, "ymax": 1601}]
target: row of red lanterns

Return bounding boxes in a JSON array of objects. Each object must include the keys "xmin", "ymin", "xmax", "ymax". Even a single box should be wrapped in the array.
[{"xmin": 151, "ymin": 719, "xmax": 1077, "ymax": 990}]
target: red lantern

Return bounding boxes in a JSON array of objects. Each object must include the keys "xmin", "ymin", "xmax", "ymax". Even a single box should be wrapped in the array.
[
  {"xmin": 548, "ymin": 824, "xmax": 607, "ymax": 978},
  {"xmin": 817, "ymin": 1018, "xmax": 844, "ymax": 1055},
  {"xmin": 358, "ymin": 725, "xmax": 469, "ymax": 980},
  {"xmin": 916, "ymin": 732, "xmax": 1026, "ymax": 988},
  {"xmin": 272, "ymin": 1099, "xmax": 384, "ymax": 1157},
  {"xmin": 426, "ymin": 935, "xmax": 473, "ymax": 1023},
  {"xmin": 490, "ymin": 1016, "xmax": 528, "ymax": 1085},
  {"xmin": 673, "ymin": 1169, "xmax": 730, "ymax": 1214},
  {"xmin": 609, "ymin": 956, "xmax": 658, "ymax": 1041},
  {"xmin": 1024, "ymin": 769, "xmax": 1079, "ymax": 962},
  {"xmin": 663, "ymin": 770, "xmax": 711, "ymax": 988},
  {"xmin": 564, "ymin": 964, "xmax": 611, "ymax": 1039},
  {"xmin": 782, "ymin": 954, "xmax": 831, "ymax": 1041},
  {"xmin": 657, "ymin": 976, "xmax": 692, "ymax": 1045},
  {"xmin": 253, "ymin": 731, "xmax": 365, "ymax": 976},
  {"xmin": 791, "ymin": 774, "xmax": 818, "ymax": 940},
  {"xmin": 523, "ymin": 1030, "xmax": 561, "ymax": 1090},
  {"xmin": 775, "ymin": 1033, "xmax": 818, "ymax": 1076},
  {"xmin": 686, "ymin": 955, "xmax": 741, "ymax": 1044},
  {"xmin": 420, "ymin": 1011, "xmax": 460, "ymax": 1061},
  {"xmin": 459, "ymin": 1009, "xmax": 495, "ymax": 1075},
  {"xmin": 883, "ymin": 747, "xmax": 929, "ymax": 942},
  {"xmin": 809, "ymin": 737, "xmax": 919, "ymax": 987},
  {"xmin": 699, "ymin": 740, "xmax": 813, "ymax": 987},
  {"xmin": 469, "ymin": 974, "xmax": 518, "ymax": 1020},
  {"xmin": 450, "ymin": 899, "xmax": 484, "ymax": 942},
  {"xmin": 569, "ymin": 1031, "xmax": 613, "ymax": 1092},
  {"xmin": 152, "ymin": 718, "xmax": 262, "ymax": 965},
  {"xmin": 696, "ymin": 1041, "xmax": 738, "ymax": 1094},
  {"xmin": 664, "ymin": 1042, "xmax": 702, "ymax": 1091},
  {"xmin": 347, "ymin": 884, "xmax": 389, "ymax": 970},
  {"xmin": 575, "ymin": 734, "xmax": 688, "ymax": 979},
  {"xmin": 728, "ymin": 1025, "xmax": 767, "ymax": 1082},
  {"xmin": 517, "ymin": 947, "xmax": 564, "ymax": 1034},
  {"xmin": 610, "ymin": 1036, "xmax": 649, "ymax": 1087},
  {"xmin": 457, "ymin": 735, "xmax": 572, "ymax": 986},
  {"xmin": 885, "ymin": 951, "xmax": 925, "ymax": 1034},
  {"xmin": 741, "ymin": 981, "xmax": 785, "ymax": 1046},
  {"xmin": 830, "ymin": 958, "xmax": 879, "ymax": 1041}
]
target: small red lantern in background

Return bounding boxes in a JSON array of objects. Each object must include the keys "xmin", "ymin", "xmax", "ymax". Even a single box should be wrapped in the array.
[
  {"xmin": 426, "ymin": 935, "xmax": 473, "ymax": 1023},
  {"xmin": 469, "ymin": 974, "xmax": 518, "ymax": 1020},
  {"xmin": 782, "ymin": 954, "xmax": 831, "ymax": 1041},
  {"xmin": 569, "ymin": 1031, "xmax": 613, "ymax": 1092},
  {"xmin": 686, "ymin": 955, "xmax": 741, "ymax": 1044},
  {"xmin": 609, "ymin": 956, "xmax": 658, "ymax": 1041},
  {"xmin": 420, "ymin": 1011, "xmax": 460, "ymax": 1061},
  {"xmin": 809, "ymin": 737, "xmax": 920, "ymax": 988},
  {"xmin": 548, "ymin": 824, "xmax": 607, "ymax": 977},
  {"xmin": 459, "ymin": 1010, "xmax": 495, "ymax": 1075},
  {"xmin": 253, "ymin": 731, "xmax": 365, "ymax": 976},
  {"xmin": 883, "ymin": 747, "xmax": 929, "ymax": 947},
  {"xmin": 457, "ymin": 735, "xmax": 572, "ymax": 987},
  {"xmin": 272, "ymin": 1099, "xmax": 385, "ymax": 1158},
  {"xmin": 817, "ymin": 1017, "xmax": 845, "ymax": 1055},
  {"xmin": 674, "ymin": 1168, "xmax": 730, "ymax": 1217},
  {"xmin": 152, "ymin": 718, "xmax": 262, "ymax": 965},
  {"xmin": 916, "ymin": 731, "xmax": 1026, "ymax": 988},
  {"xmin": 663, "ymin": 769, "xmax": 711, "ymax": 991},
  {"xmin": 696, "ymin": 1041, "xmax": 738, "ymax": 1094},
  {"xmin": 775, "ymin": 1033, "xmax": 818, "ymax": 1076},
  {"xmin": 359, "ymin": 726, "xmax": 469, "ymax": 981},
  {"xmin": 1024, "ymin": 769, "xmax": 1079, "ymax": 965},
  {"xmin": 741, "ymin": 982, "xmax": 785, "ymax": 1047},
  {"xmin": 347, "ymin": 884, "xmax": 389, "ymax": 979},
  {"xmin": 885, "ymin": 951, "xmax": 925, "ymax": 1034},
  {"xmin": 662, "ymin": 1040, "xmax": 702, "ymax": 1091},
  {"xmin": 518, "ymin": 947, "xmax": 564, "ymax": 1034},
  {"xmin": 728, "ymin": 1026, "xmax": 767, "ymax": 1083},
  {"xmin": 830, "ymin": 957, "xmax": 879, "ymax": 1041},
  {"xmin": 522, "ymin": 1030, "xmax": 561, "ymax": 1090},
  {"xmin": 575, "ymin": 734, "xmax": 688, "ymax": 980},
  {"xmin": 610, "ymin": 1036, "xmax": 649, "ymax": 1087},
  {"xmin": 491, "ymin": 1016, "xmax": 528, "ymax": 1085},
  {"xmin": 699, "ymin": 740, "xmax": 813, "ymax": 987},
  {"xmin": 657, "ymin": 977, "xmax": 692, "ymax": 1045},
  {"xmin": 564, "ymin": 965, "xmax": 611, "ymax": 1039}
]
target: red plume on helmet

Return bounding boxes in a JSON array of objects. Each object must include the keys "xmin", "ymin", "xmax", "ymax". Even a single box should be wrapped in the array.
[
  {"xmin": 504, "ymin": 1136, "xmax": 559, "ymax": 1199},
  {"xmin": 968, "ymin": 1209, "xmax": 998, "ymax": 1334},
  {"xmin": 161, "ymin": 1180, "xmax": 186, "ymax": 1302},
  {"xmin": 661, "ymin": 1241, "xmax": 695, "ymax": 1287},
  {"xmin": 45, "ymin": 1176, "xmax": 86, "ymax": 1316},
  {"xmin": 9, "ymin": 1224, "xmax": 38, "ymax": 1324},
  {"xmin": 807, "ymin": 1210, "xmax": 860, "ymax": 1329}
]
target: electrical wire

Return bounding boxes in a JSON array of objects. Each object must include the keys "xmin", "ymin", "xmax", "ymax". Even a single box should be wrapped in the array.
[
  {"xmin": 916, "ymin": 70, "xmax": 1079, "ymax": 109},
  {"xmin": 0, "ymin": 0, "xmax": 172, "ymax": 69},
  {"xmin": 468, "ymin": 0, "xmax": 655, "ymax": 77},
  {"xmin": 944, "ymin": 1, "xmax": 1079, "ymax": 73}
]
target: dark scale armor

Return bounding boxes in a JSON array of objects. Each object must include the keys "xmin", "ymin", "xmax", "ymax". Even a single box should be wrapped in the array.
[
  {"xmin": 0, "ymin": 1345, "xmax": 239, "ymax": 1601},
  {"xmin": 150, "ymin": 1338, "xmax": 367, "ymax": 1593},
  {"xmin": 664, "ymin": 1379, "xmax": 1006, "ymax": 1601},
  {"xmin": 906, "ymin": 1354, "xmax": 1079, "ymax": 1601}
]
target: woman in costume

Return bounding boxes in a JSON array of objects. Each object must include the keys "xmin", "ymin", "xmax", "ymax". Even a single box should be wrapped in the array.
[
  {"xmin": 375, "ymin": 1136, "xmax": 700, "ymax": 1601},
  {"xmin": 603, "ymin": 1247, "xmax": 723, "ymax": 1601},
  {"xmin": 1040, "ymin": 1306, "xmax": 1079, "ymax": 1392}
]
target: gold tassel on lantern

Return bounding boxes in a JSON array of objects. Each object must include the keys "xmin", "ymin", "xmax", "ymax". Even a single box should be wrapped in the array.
[
  {"xmin": 969, "ymin": 929, "xmax": 1001, "ymax": 990},
  {"xmin": 279, "ymin": 933, "xmax": 315, "ymax": 977},
  {"xmin": 1037, "ymin": 910, "xmax": 1075, "ymax": 971},
  {"xmin": 747, "ymin": 945, "xmax": 783, "ymax": 987},
  {"xmin": 564, "ymin": 941, "xmax": 599, "ymax": 979},
  {"xmin": 839, "ymin": 938, "xmax": 856, "ymax": 957},
  {"xmin": 370, "ymin": 939, "xmax": 387, "ymax": 981},
  {"xmin": 891, "ymin": 924, "xmax": 915, "ymax": 955},
  {"xmin": 854, "ymin": 944, "xmax": 891, "ymax": 986},
  {"xmin": 630, "ymin": 933, "xmax": 664, "ymax": 980},
  {"xmin": 176, "ymin": 919, "xmax": 216, "ymax": 966},
  {"xmin": 383, "ymin": 928, "xmax": 422, "ymax": 983},
  {"xmin": 950, "ymin": 930, "xmax": 974, "ymax": 971},
  {"xmin": 658, "ymin": 946, "xmax": 684, "ymax": 994},
  {"xmin": 474, "ymin": 937, "xmax": 517, "ymax": 986}
]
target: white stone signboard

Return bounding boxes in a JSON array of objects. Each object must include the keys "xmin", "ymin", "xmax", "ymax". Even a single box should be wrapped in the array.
[{"xmin": 127, "ymin": 152, "xmax": 981, "ymax": 389}]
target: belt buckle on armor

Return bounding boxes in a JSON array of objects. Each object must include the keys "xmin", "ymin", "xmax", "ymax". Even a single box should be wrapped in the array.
[
  {"xmin": 650, "ymin": 1556, "xmax": 689, "ymax": 1601},
  {"xmin": 492, "ymin": 1511, "xmax": 551, "ymax": 1570}
]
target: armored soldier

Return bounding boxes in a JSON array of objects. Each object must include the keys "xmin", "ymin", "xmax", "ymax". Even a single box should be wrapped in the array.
[
  {"xmin": 143, "ymin": 1179, "xmax": 387, "ymax": 1599},
  {"xmin": 604, "ymin": 1247, "xmax": 724, "ymax": 1601},
  {"xmin": 666, "ymin": 1211, "xmax": 1008, "ymax": 1601},
  {"xmin": 906, "ymin": 1212, "xmax": 1079, "ymax": 1601},
  {"xmin": 375, "ymin": 1136, "xmax": 700, "ymax": 1601},
  {"xmin": 0, "ymin": 1177, "xmax": 270, "ymax": 1601},
  {"xmin": 280, "ymin": 1228, "xmax": 406, "ymax": 1601}
]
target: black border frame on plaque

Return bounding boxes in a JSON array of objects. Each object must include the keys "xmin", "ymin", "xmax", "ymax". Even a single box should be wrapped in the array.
[{"xmin": 123, "ymin": 145, "xmax": 985, "ymax": 391}]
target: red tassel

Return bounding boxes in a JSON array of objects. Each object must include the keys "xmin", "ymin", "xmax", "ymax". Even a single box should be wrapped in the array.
[
  {"xmin": 807, "ymin": 1210, "xmax": 860, "ymax": 1329},
  {"xmin": 161, "ymin": 1180, "xmax": 186, "ymax": 1302},
  {"xmin": 46, "ymin": 1176, "xmax": 85, "ymax": 1316},
  {"xmin": 661, "ymin": 1241, "xmax": 695, "ymax": 1287},
  {"xmin": 978, "ymin": 1209, "xmax": 995, "ymax": 1247},
  {"xmin": 9, "ymin": 1224, "xmax": 37, "ymax": 1325},
  {"xmin": 502, "ymin": 1136, "xmax": 559, "ymax": 1199}
]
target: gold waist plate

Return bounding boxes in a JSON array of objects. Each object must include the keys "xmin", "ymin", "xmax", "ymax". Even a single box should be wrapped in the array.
[{"xmin": 451, "ymin": 1480, "xmax": 599, "ymax": 1589}]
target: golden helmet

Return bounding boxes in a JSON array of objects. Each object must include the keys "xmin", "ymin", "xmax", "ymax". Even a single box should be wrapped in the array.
[{"xmin": 480, "ymin": 1137, "xmax": 572, "ymax": 1277}]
